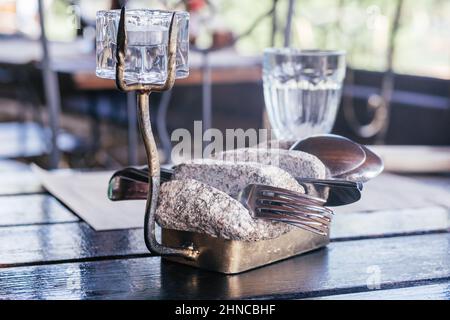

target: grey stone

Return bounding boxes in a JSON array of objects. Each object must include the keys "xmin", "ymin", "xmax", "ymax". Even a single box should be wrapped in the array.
[
  {"xmin": 156, "ymin": 179, "xmax": 293, "ymax": 241},
  {"xmin": 155, "ymin": 149, "xmax": 328, "ymax": 241},
  {"xmin": 172, "ymin": 159, "xmax": 304, "ymax": 199},
  {"xmin": 214, "ymin": 147, "xmax": 327, "ymax": 179}
]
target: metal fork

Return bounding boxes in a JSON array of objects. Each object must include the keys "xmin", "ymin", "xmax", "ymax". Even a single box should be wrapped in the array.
[{"xmin": 238, "ymin": 184, "xmax": 333, "ymax": 236}]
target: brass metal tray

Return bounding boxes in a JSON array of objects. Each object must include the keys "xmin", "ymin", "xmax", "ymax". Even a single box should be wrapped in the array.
[{"xmin": 162, "ymin": 228, "xmax": 329, "ymax": 274}]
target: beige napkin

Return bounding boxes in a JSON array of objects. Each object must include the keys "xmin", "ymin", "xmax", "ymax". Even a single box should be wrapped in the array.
[{"xmin": 32, "ymin": 165, "xmax": 145, "ymax": 231}]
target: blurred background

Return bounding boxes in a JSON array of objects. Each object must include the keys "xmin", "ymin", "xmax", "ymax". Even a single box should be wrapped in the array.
[{"xmin": 0, "ymin": 0, "xmax": 448, "ymax": 171}]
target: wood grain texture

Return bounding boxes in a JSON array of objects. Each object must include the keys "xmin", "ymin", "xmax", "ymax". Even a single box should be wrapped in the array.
[
  {"xmin": 0, "ymin": 194, "xmax": 78, "ymax": 227},
  {"xmin": 0, "ymin": 205, "xmax": 449, "ymax": 267},
  {"xmin": 335, "ymin": 173, "xmax": 450, "ymax": 213},
  {"xmin": 0, "ymin": 206, "xmax": 447, "ymax": 267},
  {"xmin": 0, "ymin": 222, "xmax": 147, "ymax": 267},
  {"xmin": 0, "ymin": 160, "xmax": 30, "ymax": 172},
  {"xmin": 0, "ymin": 173, "xmax": 448, "ymax": 299},
  {"xmin": 332, "ymin": 206, "xmax": 450, "ymax": 240},
  {"xmin": 0, "ymin": 233, "xmax": 449, "ymax": 299},
  {"xmin": 409, "ymin": 174, "xmax": 450, "ymax": 190},
  {"xmin": 0, "ymin": 171, "xmax": 43, "ymax": 195},
  {"xmin": 310, "ymin": 281, "xmax": 450, "ymax": 300}
]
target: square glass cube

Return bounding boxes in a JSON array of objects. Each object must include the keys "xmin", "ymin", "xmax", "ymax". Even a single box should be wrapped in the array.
[{"xmin": 96, "ymin": 9, "xmax": 189, "ymax": 85}]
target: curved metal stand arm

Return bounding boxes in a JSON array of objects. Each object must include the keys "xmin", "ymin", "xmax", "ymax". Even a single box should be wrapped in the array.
[
  {"xmin": 115, "ymin": 6, "xmax": 199, "ymax": 261},
  {"xmin": 137, "ymin": 93, "xmax": 198, "ymax": 260}
]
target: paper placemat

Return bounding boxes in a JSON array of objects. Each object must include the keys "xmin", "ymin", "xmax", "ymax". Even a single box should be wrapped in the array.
[{"xmin": 32, "ymin": 165, "xmax": 145, "ymax": 231}]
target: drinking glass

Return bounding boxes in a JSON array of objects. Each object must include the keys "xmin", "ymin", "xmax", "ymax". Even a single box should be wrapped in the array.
[
  {"xmin": 96, "ymin": 9, "xmax": 189, "ymax": 84},
  {"xmin": 263, "ymin": 49, "xmax": 346, "ymax": 139}
]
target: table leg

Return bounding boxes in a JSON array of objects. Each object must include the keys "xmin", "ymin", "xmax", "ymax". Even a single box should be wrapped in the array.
[{"xmin": 38, "ymin": 0, "xmax": 61, "ymax": 168}]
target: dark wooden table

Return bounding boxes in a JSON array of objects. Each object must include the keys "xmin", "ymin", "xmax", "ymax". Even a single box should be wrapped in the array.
[{"xmin": 0, "ymin": 164, "xmax": 449, "ymax": 300}]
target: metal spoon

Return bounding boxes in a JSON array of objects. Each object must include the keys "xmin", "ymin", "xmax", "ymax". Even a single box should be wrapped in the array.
[
  {"xmin": 335, "ymin": 145, "xmax": 384, "ymax": 183},
  {"xmin": 289, "ymin": 134, "xmax": 367, "ymax": 177}
]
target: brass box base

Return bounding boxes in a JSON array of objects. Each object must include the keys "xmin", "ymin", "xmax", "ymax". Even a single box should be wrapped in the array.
[{"xmin": 162, "ymin": 228, "xmax": 329, "ymax": 274}]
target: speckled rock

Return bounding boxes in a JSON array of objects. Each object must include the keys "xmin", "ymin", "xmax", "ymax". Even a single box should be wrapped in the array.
[
  {"xmin": 172, "ymin": 159, "xmax": 304, "ymax": 198},
  {"xmin": 214, "ymin": 148, "xmax": 327, "ymax": 180},
  {"xmin": 156, "ymin": 149, "xmax": 328, "ymax": 241},
  {"xmin": 156, "ymin": 179, "xmax": 293, "ymax": 241}
]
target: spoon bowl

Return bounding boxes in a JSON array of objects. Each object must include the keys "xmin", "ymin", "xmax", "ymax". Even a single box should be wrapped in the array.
[
  {"xmin": 336, "ymin": 145, "xmax": 384, "ymax": 182},
  {"xmin": 289, "ymin": 134, "xmax": 367, "ymax": 177}
]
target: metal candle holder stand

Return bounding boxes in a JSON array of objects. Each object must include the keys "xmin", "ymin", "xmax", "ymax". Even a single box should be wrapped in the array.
[
  {"xmin": 114, "ymin": 7, "xmax": 198, "ymax": 260},
  {"xmin": 112, "ymin": 7, "xmax": 329, "ymax": 274}
]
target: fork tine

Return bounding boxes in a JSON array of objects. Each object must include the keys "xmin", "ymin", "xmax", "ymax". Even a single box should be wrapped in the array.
[
  {"xmin": 239, "ymin": 184, "xmax": 333, "ymax": 236},
  {"xmin": 257, "ymin": 185, "xmax": 326, "ymax": 205},
  {"xmin": 257, "ymin": 212, "xmax": 329, "ymax": 236},
  {"xmin": 282, "ymin": 221, "xmax": 329, "ymax": 236},
  {"xmin": 257, "ymin": 212, "xmax": 329, "ymax": 230},
  {"xmin": 256, "ymin": 203, "xmax": 332, "ymax": 225},
  {"xmin": 257, "ymin": 195, "xmax": 334, "ymax": 216},
  {"xmin": 257, "ymin": 192, "xmax": 325, "ymax": 207},
  {"xmin": 256, "ymin": 185, "xmax": 335, "ymax": 216},
  {"xmin": 266, "ymin": 214, "xmax": 330, "ymax": 229},
  {"xmin": 271, "ymin": 207, "xmax": 332, "ymax": 224},
  {"xmin": 250, "ymin": 185, "xmax": 334, "ymax": 223},
  {"xmin": 255, "ymin": 198, "xmax": 331, "ymax": 221}
]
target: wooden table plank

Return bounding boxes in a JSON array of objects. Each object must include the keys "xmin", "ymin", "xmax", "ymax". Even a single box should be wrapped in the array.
[
  {"xmin": 0, "ymin": 122, "xmax": 48, "ymax": 159},
  {"xmin": 335, "ymin": 174, "xmax": 450, "ymax": 213},
  {"xmin": 0, "ymin": 160, "xmax": 30, "ymax": 172},
  {"xmin": 0, "ymin": 222, "xmax": 147, "ymax": 268},
  {"xmin": 310, "ymin": 281, "xmax": 450, "ymax": 300},
  {"xmin": 0, "ymin": 171, "xmax": 43, "ymax": 195},
  {"xmin": 332, "ymin": 206, "xmax": 449, "ymax": 240},
  {"xmin": 0, "ymin": 206, "xmax": 448, "ymax": 267},
  {"xmin": 0, "ymin": 194, "xmax": 79, "ymax": 227},
  {"xmin": 0, "ymin": 233, "xmax": 449, "ymax": 299},
  {"xmin": 0, "ymin": 171, "xmax": 447, "ymax": 299}
]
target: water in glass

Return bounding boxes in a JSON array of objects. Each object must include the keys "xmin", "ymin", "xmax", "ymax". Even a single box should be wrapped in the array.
[{"xmin": 263, "ymin": 49, "xmax": 346, "ymax": 139}]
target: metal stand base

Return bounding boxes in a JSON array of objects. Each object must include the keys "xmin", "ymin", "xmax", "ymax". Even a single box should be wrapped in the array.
[{"xmin": 162, "ymin": 228, "xmax": 329, "ymax": 274}]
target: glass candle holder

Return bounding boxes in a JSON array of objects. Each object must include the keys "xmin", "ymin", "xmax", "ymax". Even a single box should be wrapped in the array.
[
  {"xmin": 96, "ymin": 9, "xmax": 189, "ymax": 84},
  {"xmin": 96, "ymin": 7, "xmax": 197, "ymax": 260}
]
